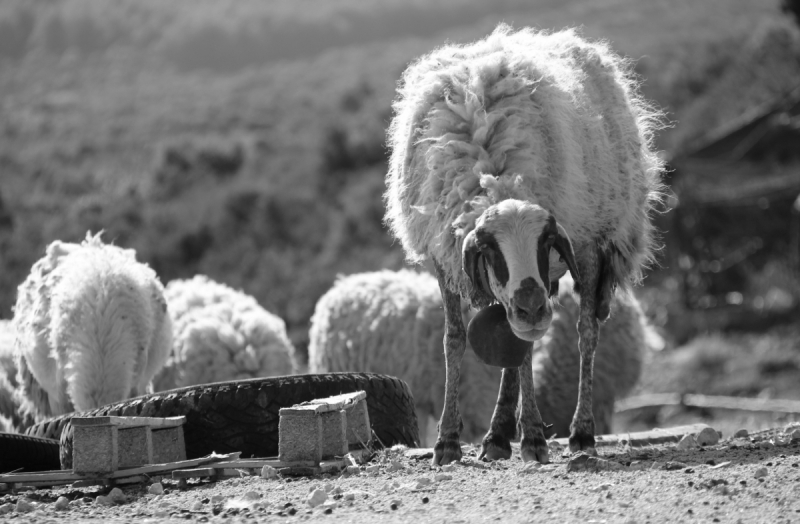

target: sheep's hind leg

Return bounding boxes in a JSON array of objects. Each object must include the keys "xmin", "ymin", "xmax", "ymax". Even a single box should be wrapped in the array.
[
  {"xmin": 432, "ymin": 262, "xmax": 466, "ymax": 466},
  {"xmin": 518, "ymin": 346, "xmax": 549, "ymax": 463},
  {"xmin": 479, "ymin": 365, "xmax": 519, "ymax": 461},
  {"xmin": 568, "ymin": 246, "xmax": 610, "ymax": 454}
]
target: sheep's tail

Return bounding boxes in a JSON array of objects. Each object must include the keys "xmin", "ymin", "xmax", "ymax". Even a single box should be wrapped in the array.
[{"xmin": 52, "ymin": 253, "xmax": 156, "ymax": 411}]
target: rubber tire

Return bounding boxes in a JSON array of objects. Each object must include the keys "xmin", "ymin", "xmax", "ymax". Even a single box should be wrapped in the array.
[
  {"xmin": 0, "ymin": 432, "xmax": 61, "ymax": 472},
  {"xmin": 24, "ymin": 372, "xmax": 419, "ymax": 470}
]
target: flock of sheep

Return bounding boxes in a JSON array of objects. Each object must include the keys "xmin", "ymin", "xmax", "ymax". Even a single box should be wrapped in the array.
[{"xmin": 0, "ymin": 26, "xmax": 665, "ymax": 464}]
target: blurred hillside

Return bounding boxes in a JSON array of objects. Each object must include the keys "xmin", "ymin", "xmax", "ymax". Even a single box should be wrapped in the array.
[{"xmin": 0, "ymin": 0, "xmax": 796, "ymax": 361}]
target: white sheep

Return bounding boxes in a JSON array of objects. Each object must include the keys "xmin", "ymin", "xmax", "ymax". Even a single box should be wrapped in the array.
[
  {"xmin": 385, "ymin": 25, "xmax": 664, "ymax": 464},
  {"xmin": 12, "ymin": 232, "xmax": 172, "ymax": 422},
  {"xmin": 308, "ymin": 270, "xmax": 649, "ymax": 446},
  {"xmin": 153, "ymin": 275, "xmax": 297, "ymax": 391}
]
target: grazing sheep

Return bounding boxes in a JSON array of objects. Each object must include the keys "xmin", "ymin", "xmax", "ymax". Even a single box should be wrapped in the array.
[
  {"xmin": 153, "ymin": 275, "xmax": 297, "ymax": 391},
  {"xmin": 12, "ymin": 232, "xmax": 172, "ymax": 422},
  {"xmin": 385, "ymin": 25, "xmax": 664, "ymax": 464},
  {"xmin": 308, "ymin": 270, "xmax": 649, "ymax": 446}
]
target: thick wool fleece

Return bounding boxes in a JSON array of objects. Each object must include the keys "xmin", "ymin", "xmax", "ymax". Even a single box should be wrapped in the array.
[
  {"xmin": 308, "ymin": 270, "xmax": 651, "ymax": 445},
  {"xmin": 153, "ymin": 275, "xmax": 296, "ymax": 391},
  {"xmin": 13, "ymin": 232, "xmax": 172, "ymax": 421},
  {"xmin": 385, "ymin": 24, "xmax": 664, "ymax": 302}
]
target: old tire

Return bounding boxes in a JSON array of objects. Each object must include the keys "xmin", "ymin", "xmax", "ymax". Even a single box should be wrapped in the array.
[
  {"xmin": 24, "ymin": 372, "xmax": 419, "ymax": 470},
  {"xmin": 0, "ymin": 432, "xmax": 60, "ymax": 472}
]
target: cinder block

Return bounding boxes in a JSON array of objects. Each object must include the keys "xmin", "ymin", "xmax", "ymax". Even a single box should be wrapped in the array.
[
  {"xmin": 73, "ymin": 425, "xmax": 118, "ymax": 475},
  {"xmin": 345, "ymin": 399, "xmax": 371, "ymax": 448},
  {"xmin": 151, "ymin": 426, "xmax": 186, "ymax": 464},
  {"xmin": 118, "ymin": 426, "xmax": 153, "ymax": 468},
  {"xmin": 279, "ymin": 412, "xmax": 323, "ymax": 463},
  {"xmin": 320, "ymin": 410, "xmax": 348, "ymax": 459}
]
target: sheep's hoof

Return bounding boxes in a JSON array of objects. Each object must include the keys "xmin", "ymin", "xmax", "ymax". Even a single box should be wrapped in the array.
[
  {"xmin": 520, "ymin": 437, "xmax": 550, "ymax": 464},
  {"xmin": 479, "ymin": 433, "xmax": 512, "ymax": 461},
  {"xmin": 568, "ymin": 432, "xmax": 597, "ymax": 454},
  {"xmin": 432, "ymin": 436, "xmax": 462, "ymax": 466}
]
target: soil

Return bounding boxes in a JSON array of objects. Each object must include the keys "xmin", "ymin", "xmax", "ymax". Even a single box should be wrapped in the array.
[{"xmin": 2, "ymin": 425, "xmax": 799, "ymax": 523}]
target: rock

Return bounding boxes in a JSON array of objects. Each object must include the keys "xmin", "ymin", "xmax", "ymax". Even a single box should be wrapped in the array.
[
  {"xmin": 323, "ymin": 483, "xmax": 335, "ymax": 493},
  {"xmin": 192, "ymin": 501, "xmax": 204, "ymax": 511},
  {"xmin": 0, "ymin": 502, "xmax": 14, "ymax": 514},
  {"xmin": 754, "ymin": 467, "xmax": 768, "ymax": 479},
  {"xmin": 108, "ymin": 487, "xmax": 126, "ymax": 504},
  {"xmin": 789, "ymin": 429, "xmax": 800, "ymax": 441},
  {"xmin": 589, "ymin": 483, "xmax": 613, "ymax": 492},
  {"xmin": 154, "ymin": 509, "xmax": 170, "ymax": 518},
  {"xmin": 15, "ymin": 499, "xmax": 35, "ymax": 513},
  {"xmin": 94, "ymin": 495, "xmax": 113, "ymax": 507},
  {"xmin": 243, "ymin": 491, "xmax": 260, "ymax": 500},
  {"xmin": 713, "ymin": 485, "xmax": 730, "ymax": 496},
  {"xmin": 696, "ymin": 427, "xmax": 720, "ymax": 446},
  {"xmin": 365, "ymin": 465, "xmax": 380, "ymax": 474},
  {"xmin": 664, "ymin": 461, "xmax": 689, "ymax": 471},
  {"xmin": 518, "ymin": 463, "xmax": 543, "ymax": 475},
  {"xmin": 148, "ymin": 482, "xmax": 164, "ymax": 495},
  {"xmin": 628, "ymin": 461, "xmax": 648, "ymax": 471},
  {"xmin": 434, "ymin": 473, "xmax": 453, "ymax": 482},
  {"xmin": 345, "ymin": 465, "xmax": 360, "ymax": 475},
  {"xmin": 261, "ymin": 465, "xmax": 278, "ymax": 479},
  {"xmin": 758, "ymin": 441, "xmax": 775, "ymax": 450},
  {"xmin": 211, "ymin": 495, "xmax": 226, "ymax": 504},
  {"xmin": 54, "ymin": 497, "xmax": 70, "ymax": 511},
  {"xmin": 566, "ymin": 453, "xmax": 624, "ymax": 472},
  {"xmin": 441, "ymin": 464, "xmax": 456, "ymax": 472},
  {"xmin": 733, "ymin": 429, "xmax": 749, "ymax": 439},
  {"xmin": 415, "ymin": 477, "xmax": 433, "ymax": 486},
  {"xmin": 307, "ymin": 489, "xmax": 327, "ymax": 508},
  {"xmin": 709, "ymin": 461, "xmax": 732, "ymax": 470},
  {"xmin": 677, "ymin": 434, "xmax": 699, "ymax": 450}
]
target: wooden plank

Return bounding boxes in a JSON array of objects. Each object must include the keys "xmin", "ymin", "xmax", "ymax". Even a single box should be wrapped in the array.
[
  {"xmin": 108, "ymin": 452, "xmax": 240, "ymax": 479},
  {"xmin": 616, "ymin": 393, "xmax": 800, "ymax": 415},
  {"xmin": 194, "ymin": 459, "xmax": 317, "ymax": 469},
  {"xmin": 71, "ymin": 416, "xmax": 186, "ymax": 428},
  {"xmin": 172, "ymin": 468, "xmax": 218, "ymax": 479},
  {"xmin": 280, "ymin": 391, "xmax": 367, "ymax": 415},
  {"xmin": 552, "ymin": 423, "xmax": 713, "ymax": 448},
  {"xmin": 0, "ymin": 470, "xmax": 84, "ymax": 484},
  {"xmin": 615, "ymin": 393, "xmax": 683, "ymax": 412}
]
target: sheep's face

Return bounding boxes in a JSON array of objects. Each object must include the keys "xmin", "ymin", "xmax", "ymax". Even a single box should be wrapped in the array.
[{"xmin": 462, "ymin": 200, "xmax": 579, "ymax": 341}]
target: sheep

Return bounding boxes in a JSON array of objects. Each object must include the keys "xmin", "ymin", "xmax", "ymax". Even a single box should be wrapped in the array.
[
  {"xmin": 308, "ymin": 270, "xmax": 650, "ymax": 446},
  {"xmin": 384, "ymin": 25, "xmax": 664, "ymax": 464},
  {"xmin": 153, "ymin": 275, "xmax": 297, "ymax": 391},
  {"xmin": 12, "ymin": 232, "xmax": 172, "ymax": 422}
]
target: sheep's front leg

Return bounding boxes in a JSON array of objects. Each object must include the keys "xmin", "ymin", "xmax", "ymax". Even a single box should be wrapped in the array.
[
  {"xmin": 479, "ymin": 365, "xmax": 519, "ymax": 461},
  {"xmin": 433, "ymin": 262, "xmax": 466, "ymax": 466},
  {"xmin": 518, "ymin": 345, "xmax": 549, "ymax": 463}
]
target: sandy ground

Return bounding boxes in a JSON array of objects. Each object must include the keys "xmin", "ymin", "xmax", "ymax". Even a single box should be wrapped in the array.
[{"xmin": 1, "ymin": 425, "xmax": 799, "ymax": 523}]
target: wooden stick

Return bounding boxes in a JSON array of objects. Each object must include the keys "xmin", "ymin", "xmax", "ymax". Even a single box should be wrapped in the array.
[
  {"xmin": 71, "ymin": 416, "xmax": 186, "ymax": 428},
  {"xmin": 615, "ymin": 393, "xmax": 800, "ymax": 414}
]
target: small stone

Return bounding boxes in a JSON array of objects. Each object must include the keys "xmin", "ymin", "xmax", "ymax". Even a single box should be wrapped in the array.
[
  {"xmin": 192, "ymin": 501, "xmax": 205, "ymax": 511},
  {"xmin": 244, "ymin": 491, "xmax": 260, "ymax": 500},
  {"xmin": 94, "ymin": 495, "xmax": 113, "ymax": 507},
  {"xmin": 345, "ymin": 465, "xmax": 360, "ymax": 475},
  {"xmin": 712, "ymin": 485, "xmax": 730, "ymax": 496},
  {"xmin": 422, "ymin": 496, "xmax": 429, "ymax": 504},
  {"xmin": 733, "ymin": 429, "xmax": 749, "ymax": 439},
  {"xmin": 54, "ymin": 497, "xmax": 70, "ymax": 511},
  {"xmin": 415, "ymin": 477, "xmax": 433, "ymax": 486},
  {"xmin": 108, "ymin": 487, "xmax": 126, "ymax": 504},
  {"xmin": 696, "ymin": 427, "xmax": 720, "ymax": 446},
  {"xmin": 434, "ymin": 473, "xmax": 453, "ymax": 482},
  {"xmin": 16, "ymin": 499, "xmax": 35, "ymax": 513},
  {"xmin": 589, "ymin": 483, "xmax": 613, "ymax": 492},
  {"xmin": 365, "ymin": 465, "xmax": 380, "ymax": 474},
  {"xmin": 154, "ymin": 509, "xmax": 170, "ymax": 518},
  {"xmin": 677, "ymin": 434, "xmax": 699, "ymax": 450},
  {"xmin": 754, "ymin": 467, "xmax": 768, "ymax": 479},
  {"xmin": 148, "ymin": 482, "xmax": 164, "ymax": 495},
  {"xmin": 323, "ymin": 482, "xmax": 335, "ymax": 493},
  {"xmin": 441, "ymin": 464, "xmax": 455, "ymax": 473},
  {"xmin": 628, "ymin": 461, "xmax": 648, "ymax": 471},
  {"xmin": 567, "ymin": 453, "xmax": 624, "ymax": 472},
  {"xmin": 307, "ymin": 488, "xmax": 327, "ymax": 508},
  {"xmin": 261, "ymin": 465, "xmax": 278, "ymax": 479},
  {"xmin": 710, "ymin": 461, "xmax": 731, "ymax": 470},
  {"xmin": 664, "ymin": 461, "xmax": 689, "ymax": 471},
  {"xmin": 759, "ymin": 441, "xmax": 775, "ymax": 450},
  {"xmin": 344, "ymin": 492, "xmax": 356, "ymax": 501},
  {"xmin": 211, "ymin": 495, "xmax": 226, "ymax": 504},
  {"xmin": 788, "ymin": 429, "xmax": 800, "ymax": 441}
]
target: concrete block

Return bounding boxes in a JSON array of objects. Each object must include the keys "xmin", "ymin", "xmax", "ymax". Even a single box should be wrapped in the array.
[
  {"xmin": 118, "ymin": 426, "xmax": 153, "ymax": 468},
  {"xmin": 73, "ymin": 425, "xmax": 118, "ymax": 475},
  {"xmin": 279, "ymin": 412, "xmax": 322, "ymax": 463},
  {"xmin": 151, "ymin": 426, "xmax": 186, "ymax": 464},
  {"xmin": 345, "ymin": 399, "xmax": 371, "ymax": 448},
  {"xmin": 320, "ymin": 410, "xmax": 348, "ymax": 459}
]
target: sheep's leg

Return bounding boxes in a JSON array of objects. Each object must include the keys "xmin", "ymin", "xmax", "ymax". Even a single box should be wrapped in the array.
[
  {"xmin": 518, "ymin": 345, "xmax": 549, "ymax": 463},
  {"xmin": 432, "ymin": 261, "xmax": 466, "ymax": 466},
  {"xmin": 569, "ymin": 245, "xmax": 611, "ymax": 454},
  {"xmin": 479, "ymin": 365, "xmax": 519, "ymax": 461}
]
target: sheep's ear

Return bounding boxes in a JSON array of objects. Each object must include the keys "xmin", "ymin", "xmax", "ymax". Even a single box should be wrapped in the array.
[
  {"xmin": 462, "ymin": 229, "xmax": 492, "ymax": 297},
  {"xmin": 553, "ymin": 223, "xmax": 580, "ymax": 287}
]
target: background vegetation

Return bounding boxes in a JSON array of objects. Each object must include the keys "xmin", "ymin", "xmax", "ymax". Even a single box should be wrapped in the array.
[{"xmin": 1, "ymin": 0, "xmax": 798, "ymax": 388}]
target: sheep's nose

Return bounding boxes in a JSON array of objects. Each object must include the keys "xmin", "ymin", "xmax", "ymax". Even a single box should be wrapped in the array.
[{"xmin": 511, "ymin": 279, "xmax": 548, "ymax": 323}]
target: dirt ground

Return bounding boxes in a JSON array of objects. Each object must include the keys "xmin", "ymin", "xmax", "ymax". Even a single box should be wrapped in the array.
[{"xmin": 1, "ymin": 424, "xmax": 799, "ymax": 523}]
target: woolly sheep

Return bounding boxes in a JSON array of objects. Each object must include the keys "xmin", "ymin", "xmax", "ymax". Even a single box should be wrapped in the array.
[
  {"xmin": 153, "ymin": 275, "xmax": 297, "ymax": 391},
  {"xmin": 308, "ymin": 270, "xmax": 649, "ymax": 446},
  {"xmin": 12, "ymin": 232, "xmax": 172, "ymax": 422},
  {"xmin": 385, "ymin": 25, "xmax": 664, "ymax": 464}
]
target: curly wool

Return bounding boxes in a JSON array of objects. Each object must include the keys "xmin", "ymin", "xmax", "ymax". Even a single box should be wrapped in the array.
[
  {"xmin": 308, "ymin": 270, "xmax": 651, "ymax": 445},
  {"xmin": 13, "ymin": 232, "xmax": 172, "ymax": 421},
  {"xmin": 385, "ymin": 24, "xmax": 665, "ymax": 299},
  {"xmin": 153, "ymin": 275, "xmax": 297, "ymax": 391}
]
